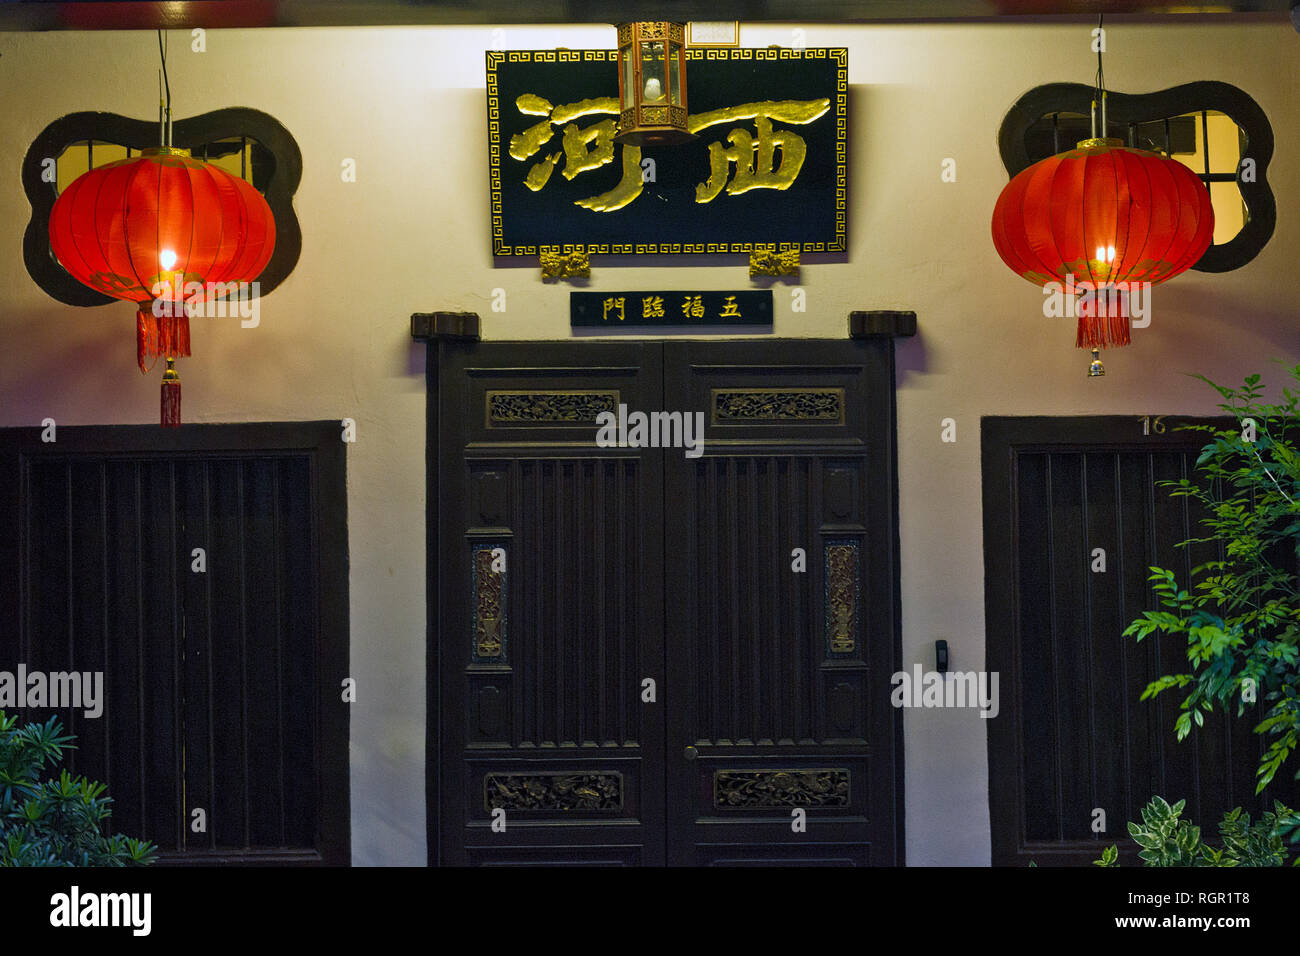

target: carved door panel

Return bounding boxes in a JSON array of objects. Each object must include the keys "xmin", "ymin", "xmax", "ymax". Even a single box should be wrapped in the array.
[
  {"xmin": 432, "ymin": 341, "xmax": 667, "ymax": 865},
  {"xmin": 662, "ymin": 340, "xmax": 902, "ymax": 865}
]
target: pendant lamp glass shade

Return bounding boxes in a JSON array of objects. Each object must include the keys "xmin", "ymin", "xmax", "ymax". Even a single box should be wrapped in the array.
[{"xmin": 614, "ymin": 21, "xmax": 694, "ymax": 147}]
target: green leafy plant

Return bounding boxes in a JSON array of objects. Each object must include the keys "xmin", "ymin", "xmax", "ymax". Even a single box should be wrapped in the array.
[
  {"xmin": 1094, "ymin": 795, "xmax": 1296, "ymax": 866},
  {"xmin": 0, "ymin": 710, "xmax": 156, "ymax": 866},
  {"xmin": 1123, "ymin": 367, "xmax": 1300, "ymax": 796}
]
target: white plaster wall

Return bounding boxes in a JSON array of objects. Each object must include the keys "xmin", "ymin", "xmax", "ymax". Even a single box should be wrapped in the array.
[{"xmin": 1, "ymin": 18, "xmax": 1297, "ymax": 865}]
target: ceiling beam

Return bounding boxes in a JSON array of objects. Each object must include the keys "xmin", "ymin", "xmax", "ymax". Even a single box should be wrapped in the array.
[{"xmin": 0, "ymin": 0, "xmax": 1291, "ymax": 31}]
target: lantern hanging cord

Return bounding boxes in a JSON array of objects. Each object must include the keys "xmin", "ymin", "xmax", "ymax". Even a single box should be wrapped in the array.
[
  {"xmin": 157, "ymin": 29, "xmax": 172, "ymax": 147},
  {"xmin": 1092, "ymin": 13, "xmax": 1107, "ymax": 138}
]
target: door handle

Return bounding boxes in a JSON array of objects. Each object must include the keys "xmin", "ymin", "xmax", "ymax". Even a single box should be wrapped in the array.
[{"xmin": 683, "ymin": 745, "xmax": 699, "ymax": 761}]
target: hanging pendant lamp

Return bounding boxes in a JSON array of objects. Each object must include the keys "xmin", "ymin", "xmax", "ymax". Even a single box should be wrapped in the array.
[
  {"xmin": 46, "ymin": 31, "xmax": 275, "ymax": 425},
  {"xmin": 990, "ymin": 20, "xmax": 1213, "ymax": 375},
  {"xmin": 613, "ymin": 22, "xmax": 695, "ymax": 147}
]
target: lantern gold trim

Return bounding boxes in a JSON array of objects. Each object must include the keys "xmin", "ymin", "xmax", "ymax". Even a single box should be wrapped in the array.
[
  {"xmin": 1088, "ymin": 348, "xmax": 1106, "ymax": 377},
  {"xmin": 614, "ymin": 21, "xmax": 695, "ymax": 147},
  {"xmin": 1074, "ymin": 137, "xmax": 1124, "ymax": 150}
]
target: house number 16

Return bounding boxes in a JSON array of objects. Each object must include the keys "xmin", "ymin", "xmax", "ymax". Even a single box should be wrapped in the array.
[{"xmin": 1141, "ymin": 415, "xmax": 1167, "ymax": 435}]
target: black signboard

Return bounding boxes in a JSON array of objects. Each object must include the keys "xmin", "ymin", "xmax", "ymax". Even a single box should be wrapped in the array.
[
  {"xmin": 571, "ymin": 290, "xmax": 772, "ymax": 328},
  {"xmin": 488, "ymin": 49, "xmax": 847, "ymax": 257}
]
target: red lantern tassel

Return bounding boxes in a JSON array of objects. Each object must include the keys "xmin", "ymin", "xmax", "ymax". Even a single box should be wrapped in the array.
[
  {"xmin": 161, "ymin": 358, "xmax": 182, "ymax": 427},
  {"xmin": 138, "ymin": 303, "xmax": 192, "ymax": 372},
  {"xmin": 1075, "ymin": 285, "xmax": 1131, "ymax": 350},
  {"xmin": 137, "ymin": 307, "xmax": 159, "ymax": 372},
  {"xmin": 159, "ymin": 310, "xmax": 191, "ymax": 357}
]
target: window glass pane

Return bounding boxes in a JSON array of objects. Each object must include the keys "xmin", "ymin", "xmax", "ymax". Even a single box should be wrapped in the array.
[
  {"xmin": 1172, "ymin": 110, "xmax": 1245, "ymax": 245},
  {"xmin": 55, "ymin": 143, "xmax": 90, "ymax": 191},
  {"xmin": 203, "ymin": 138, "xmax": 250, "ymax": 178},
  {"xmin": 1210, "ymin": 181, "xmax": 1247, "ymax": 244},
  {"xmin": 1207, "ymin": 110, "xmax": 1241, "ymax": 173},
  {"xmin": 56, "ymin": 141, "xmax": 127, "ymax": 192},
  {"xmin": 669, "ymin": 48, "xmax": 681, "ymax": 106},
  {"xmin": 91, "ymin": 142, "xmax": 128, "ymax": 168}
]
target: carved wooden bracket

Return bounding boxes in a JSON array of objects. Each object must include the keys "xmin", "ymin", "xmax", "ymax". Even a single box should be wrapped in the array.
[
  {"xmin": 410, "ymin": 311, "xmax": 481, "ymax": 342},
  {"xmin": 848, "ymin": 310, "xmax": 917, "ymax": 338}
]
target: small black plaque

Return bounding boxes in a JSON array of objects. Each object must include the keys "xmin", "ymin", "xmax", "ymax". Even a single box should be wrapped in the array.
[{"xmin": 572, "ymin": 290, "xmax": 771, "ymax": 328}]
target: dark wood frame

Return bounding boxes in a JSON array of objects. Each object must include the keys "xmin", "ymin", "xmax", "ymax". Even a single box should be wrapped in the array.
[
  {"xmin": 414, "ymin": 312, "xmax": 912, "ymax": 866},
  {"xmin": 981, "ymin": 414, "xmax": 1246, "ymax": 867},
  {"xmin": 0, "ymin": 422, "xmax": 350, "ymax": 866},
  {"xmin": 22, "ymin": 108, "xmax": 303, "ymax": 307},
  {"xmin": 997, "ymin": 81, "xmax": 1275, "ymax": 273}
]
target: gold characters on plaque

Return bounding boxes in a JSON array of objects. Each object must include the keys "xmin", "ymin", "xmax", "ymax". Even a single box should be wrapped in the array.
[
  {"xmin": 595, "ymin": 293, "xmax": 746, "ymax": 323},
  {"xmin": 602, "ymin": 295, "xmax": 626, "ymax": 321},
  {"xmin": 509, "ymin": 94, "xmax": 831, "ymax": 211}
]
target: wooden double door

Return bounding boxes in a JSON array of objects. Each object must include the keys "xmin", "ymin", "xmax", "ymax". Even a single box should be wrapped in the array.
[{"xmin": 426, "ymin": 338, "xmax": 903, "ymax": 865}]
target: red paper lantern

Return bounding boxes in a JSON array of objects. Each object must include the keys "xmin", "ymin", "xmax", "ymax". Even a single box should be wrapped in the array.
[
  {"xmin": 48, "ymin": 146, "xmax": 275, "ymax": 425},
  {"xmin": 991, "ymin": 136, "xmax": 1213, "ymax": 362}
]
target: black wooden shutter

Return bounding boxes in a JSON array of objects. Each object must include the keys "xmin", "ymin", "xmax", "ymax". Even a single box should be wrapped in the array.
[
  {"xmin": 984, "ymin": 416, "xmax": 1300, "ymax": 866},
  {"xmin": 0, "ymin": 423, "xmax": 349, "ymax": 865}
]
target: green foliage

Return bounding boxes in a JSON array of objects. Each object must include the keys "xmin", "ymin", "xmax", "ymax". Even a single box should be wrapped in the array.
[
  {"xmin": 1122, "ymin": 366, "xmax": 1300, "ymax": 795},
  {"xmin": 0, "ymin": 710, "xmax": 156, "ymax": 866},
  {"xmin": 1095, "ymin": 795, "xmax": 1297, "ymax": 867}
]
